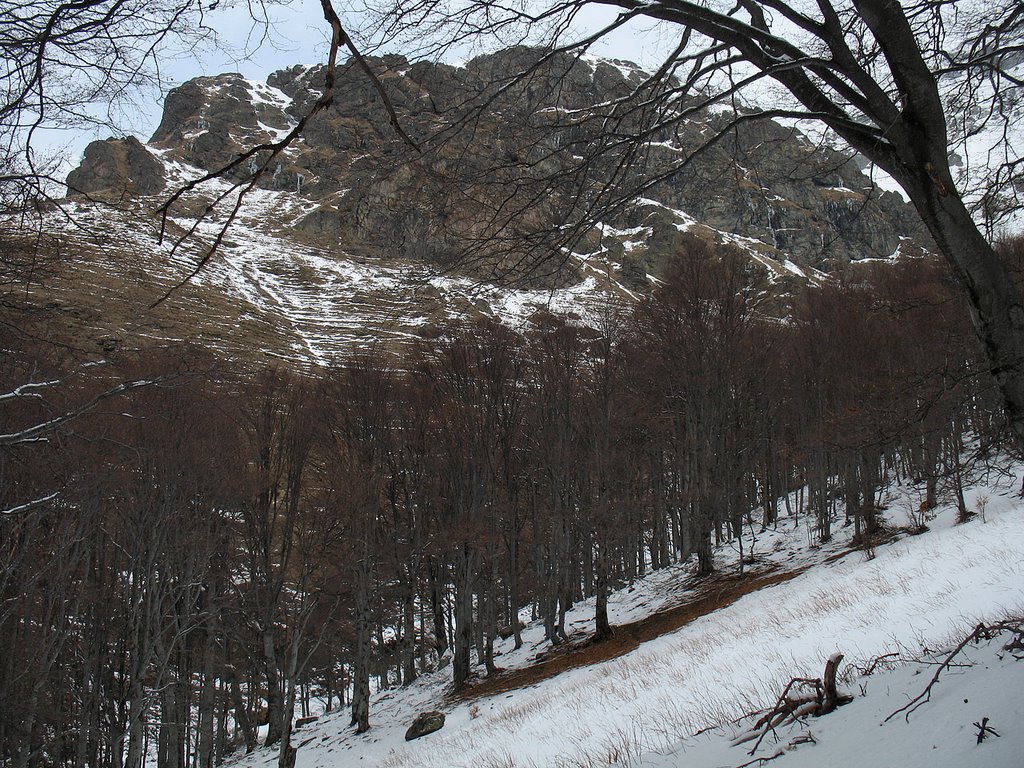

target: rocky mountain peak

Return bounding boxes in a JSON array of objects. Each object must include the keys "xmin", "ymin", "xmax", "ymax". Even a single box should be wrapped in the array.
[
  {"xmin": 149, "ymin": 72, "xmax": 294, "ymax": 173},
  {"xmin": 66, "ymin": 135, "xmax": 165, "ymax": 201},
  {"xmin": 68, "ymin": 47, "xmax": 926, "ymax": 284},
  {"xmin": 50, "ymin": 47, "xmax": 934, "ymax": 362}
]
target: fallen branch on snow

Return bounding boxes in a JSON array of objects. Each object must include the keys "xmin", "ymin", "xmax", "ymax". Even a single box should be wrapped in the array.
[
  {"xmin": 884, "ymin": 619, "xmax": 1024, "ymax": 724},
  {"xmin": 732, "ymin": 653, "xmax": 852, "ymax": 756},
  {"xmin": 859, "ymin": 652, "xmax": 900, "ymax": 676},
  {"xmin": 974, "ymin": 717, "xmax": 1000, "ymax": 744}
]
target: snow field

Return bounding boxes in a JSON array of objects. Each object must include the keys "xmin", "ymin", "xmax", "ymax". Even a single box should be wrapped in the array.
[{"xmin": 647, "ymin": 628, "xmax": 1024, "ymax": 768}]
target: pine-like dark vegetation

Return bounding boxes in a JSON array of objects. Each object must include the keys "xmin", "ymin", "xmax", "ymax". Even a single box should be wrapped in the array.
[{"xmin": 2, "ymin": 237, "xmax": 1022, "ymax": 767}]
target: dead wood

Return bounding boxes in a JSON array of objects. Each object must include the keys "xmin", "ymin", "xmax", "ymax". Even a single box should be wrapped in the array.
[
  {"xmin": 820, "ymin": 653, "xmax": 844, "ymax": 715},
  {"xmin": 735, "ymin": 654, "xmax": 851, "ymax": 756},
  {"xmin": 735, "ymin": 749, "xmax": 785, "ymax": 768},
  {"xmin": 734, "ymin": 732, "xmax": 817, "ymax": 767},
  {"xmin": 860, "ymin": 652, "xmax": 900, "ymax": 676},
  {"xmin": 974, "ymin": 717, "xmax": 1000, "ymax": 743},
  {"xmin": 885, "ymin": 620, "xmax": 1024, "ymax": 724}
]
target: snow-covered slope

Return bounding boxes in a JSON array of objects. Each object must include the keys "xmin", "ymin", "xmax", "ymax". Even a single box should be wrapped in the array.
[
  {"xmin": 32, "ymin": 151, "xmax": 852, "ymax": 364},
  {"xmin": 647, "ymin": 627, "xmax": 1024, "ymax": 768},
  {"xmin": 222, "ymin": 461, "xmax": 1024, "ymax": 768}
]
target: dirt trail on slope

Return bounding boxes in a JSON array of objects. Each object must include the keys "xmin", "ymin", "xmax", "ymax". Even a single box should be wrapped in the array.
[{"xmin": 452, "ymin": 566, "xmax": 807, "ymax": 703}]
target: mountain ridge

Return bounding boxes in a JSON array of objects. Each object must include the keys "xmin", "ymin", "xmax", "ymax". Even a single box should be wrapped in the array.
[{"xmin": 42, "ymin": 47, "xmax": 932, "ymax": 363}]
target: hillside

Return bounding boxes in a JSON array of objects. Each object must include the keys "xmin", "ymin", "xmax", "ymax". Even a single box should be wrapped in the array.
[
  {"xmin": 26, "ymin": 191, "xmax": 623, "ymax": 363},
  {"xmin": 221, "ymin": 460, "xmax": 1024, "ymax": 768},
  {"xmin": 4, "ymin": 6, "xmax": 1024, "ymax": 768},
  {"xmin": 650, "ymin": 626, "xmax": 1024, "ymax": 768},
  {"xmin": 23, "ymin": 48, "xmax": 931, "ymax": 363}
]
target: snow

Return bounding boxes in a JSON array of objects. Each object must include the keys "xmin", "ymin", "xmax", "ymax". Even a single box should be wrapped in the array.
[
  {"xmin": 223, "ymin": 462, "xmax": 1024, "ymax": 768},
  {"xmin": 579, "ymin": 53, "xmax": 645, "ymax": 81},
  {"xmin": 646, "ymin": 632, "xmax": 1024, "ymax": 768},
  {"xmin": 256, "ymin": 120, "xmax": 293, "ymax": 141},
  {"xmin": 635, "ymin": 197, "xmax": 698, "ymax": 228},
  {"xmin": 36, "ymin": 166, "xmax": 639, "ymax": 360},
  {"xmin": 148, "ymin": 149, "xmax": 217, "ymax": 186},
  {"xmin": 623, "ymin": 197, "xmax": 800, "ymax": 283},
  {"xmin": 430, "ymin": 273, "xmax": 608, "ymax": 329},
  {"xmin": 597, "ymin": 221, "xmax": 654, "ymax": 253},
  {"xmin": 243, "ymin": 79, "xmax": 292, "ymax": 111},
  {"xmin": 782, "ymin": 259, "xmax": 805, "ymax": 277}
]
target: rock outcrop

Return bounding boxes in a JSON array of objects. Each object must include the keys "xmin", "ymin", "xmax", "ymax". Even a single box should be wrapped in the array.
[
  {"xmin": 405, "ymin": 711, "xmax": 445, "ymax": 741},
  {"xmin": 66, "ymin": 47, "xmax": 928, "ymax": 284},
  {"xmin": 66, "ymin": 136, "xmax": 164, "ymax": 201}
]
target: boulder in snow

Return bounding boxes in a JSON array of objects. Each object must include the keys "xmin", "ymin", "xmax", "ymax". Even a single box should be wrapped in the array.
[{"xmin": 405, "ymin": 710, "xmax": 445, "ymax": 741}]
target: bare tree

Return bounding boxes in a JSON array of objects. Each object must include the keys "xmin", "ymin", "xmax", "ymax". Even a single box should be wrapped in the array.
[
  {"xmin": 364, "ymin": 0, "xmax": 1024, "ymax": 444},
  {"xmin": 629, "ymin": 241, "xmax": 766, "ymax": 573},
  {"xmin": 324, "ymin": 353, "xmax": 397, "ymax": 731},
  {"xmin": 0, "ymin": 0, "xmax": 221, "ymax": 209}
]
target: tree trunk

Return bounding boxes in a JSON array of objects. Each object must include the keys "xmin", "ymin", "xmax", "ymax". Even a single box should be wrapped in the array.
[
  {"xmin": 351, "ymin": 557, "xmax": 371, "ymax": 734},
  {"xmin": 507, "ymin": 533, "xmax": 523, "ymax": 650},
  {"xmin": 278, "ymin": 637, "xmax": 301, "ymax": 768},
  {"xmin": 429, "ymin": 558, "xmax": 447, "ymax": 658},
  {"xmin": 847, "ymin": 0, "xmax": 1024, "ymax": 451},
  {"xmin": 593, "ymin": 539, "xmax": 612, "ymax": 641},
  {"xmin": 159, "ymin": 679, "xmax": 183, "ymax": 768},
  {"xmin": 228, "ymin": 677, "xmax": 256, "ymax": 754},
  {"xmin": 481, "ymin": 564, "xmax": 498, "ymax": 676},
  {"xmin": 452, "ymin": 544, "xmax": 476, "ymax": 692},
  {"xmin": 124, "ymin": 684, "xmax": 148, "ymax": 768},
  {"xmin": 262, "ymin": 628, "xmax": 282, "ymax": 747},
  {"xmin": 692, "ymin": 503, "xmax": 714, "ymax": 576},
  {"xmin": 196, "ymin": 634, "xmax": 217, "ymax": 768}
]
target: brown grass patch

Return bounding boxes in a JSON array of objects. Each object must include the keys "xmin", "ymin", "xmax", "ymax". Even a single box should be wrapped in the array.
[{"xmin": 451, "ymin": 567, "xmax": 807, "ymax": 703}]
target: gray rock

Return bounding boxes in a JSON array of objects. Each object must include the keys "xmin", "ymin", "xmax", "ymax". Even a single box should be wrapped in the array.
[
  {"xmin": 76, "ymin": 46, "xmax": 929, "ymax": 279},
  {"xmin": 405, "ymin": 711, "xmax": 445, "ymax": 741},
  {"xmin": 149, "ymin": 73, "xmax": 291, "ymax": 177},
  {"xmin": 66, "ymin": 136, "xmax": 164, "ymax": 200},
  {"xmin": 497, "ymin": 620, "xmax": 526, "ymax": 640}
]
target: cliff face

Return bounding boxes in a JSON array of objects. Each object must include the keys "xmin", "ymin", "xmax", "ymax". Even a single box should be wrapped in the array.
[{"xmin": 68, "ymin": 47, "xmax": 926, "ymax": 285}]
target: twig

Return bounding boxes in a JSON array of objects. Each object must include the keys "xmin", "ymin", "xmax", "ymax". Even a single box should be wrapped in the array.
[
  {"xmin": 974, "ymin": 717, "xmax": 1000, "ymax": 744},
  {"xmin": 884, "ymin": 623, "xmax": 986, "ymax": 723},
  {"xmin": 735, "ymin": 749, "xmax": 784, "ymax": 768},
  {"xmin": 860, "ymin": 652, "xmax": 900, "ymax": 676},
  {"xmin": 884, "ymin": 620, "xmax": 1024, "ymax": 723}
]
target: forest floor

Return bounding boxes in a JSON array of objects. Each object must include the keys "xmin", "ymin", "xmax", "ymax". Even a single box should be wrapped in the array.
[{"xmin": 230, "ymin": 461, "xmax": 1024, "ymax": 768}]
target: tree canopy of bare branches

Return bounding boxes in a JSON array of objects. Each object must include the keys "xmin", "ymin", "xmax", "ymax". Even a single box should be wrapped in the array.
[
  {"xmin": 2, "ymin": 243, "xmax": 1010, "ymax": 767},
  {"xmin": 362, "ymin": 0, "xmax": 1024, "ymax": 445},
  {"xmin": 0, "ymin": 0, "xmax": 227, "ymax": 208}
]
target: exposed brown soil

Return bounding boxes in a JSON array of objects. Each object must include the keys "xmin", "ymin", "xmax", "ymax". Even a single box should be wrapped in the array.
[{"xmin": 452, "ymin": 566, "xmax": 808, "ymax": 703}]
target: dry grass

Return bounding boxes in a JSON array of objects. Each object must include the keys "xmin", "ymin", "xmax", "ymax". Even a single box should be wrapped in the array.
[{"xmin": 451, "ymin": 568, "xmax": 808, "ymax": 704}]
